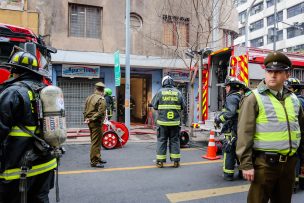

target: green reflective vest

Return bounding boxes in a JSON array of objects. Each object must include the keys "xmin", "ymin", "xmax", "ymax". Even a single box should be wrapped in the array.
[{"xmin": 252, "ymin": 89, "xmax": 301, "ymax": 155}]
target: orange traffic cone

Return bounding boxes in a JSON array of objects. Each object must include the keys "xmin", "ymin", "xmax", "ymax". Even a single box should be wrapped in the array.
[{"xmin": 202, "ymin": 130, "xmax": 221, "ymax": 160}]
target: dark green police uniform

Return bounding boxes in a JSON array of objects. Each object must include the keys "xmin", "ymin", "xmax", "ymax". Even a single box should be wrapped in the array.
[
  {"xmin": 236, "ymin": 51, "xmax": 304, "ymax": 203},
  {"xmin": 84, "ymin": 82, "xmax": 107, "ymax": 166}
]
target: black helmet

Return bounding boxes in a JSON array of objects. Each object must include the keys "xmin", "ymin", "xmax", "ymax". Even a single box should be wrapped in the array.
[
  {"xmin": 285, "ymin": 77, "xmax": 304, "ymax": 89},
  {"xmin": 162, "ymin": 75, "xmax": 174, "ymax": 87},
  {"xmin": 224, "ymin": 76, "xmax": 246, "ymax": 90},
  {"xmin": 6, "ymin": 51, "xmax": 48, "ymax": 76},
  {"xmin": 264, "ymin": 51, "xmax": 292, "ymax": 71}
]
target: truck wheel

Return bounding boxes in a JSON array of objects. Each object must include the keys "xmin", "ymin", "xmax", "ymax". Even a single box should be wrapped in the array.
[{"xmin": 102, "ymin": 131, "xmax": 118, "ymax": 149}]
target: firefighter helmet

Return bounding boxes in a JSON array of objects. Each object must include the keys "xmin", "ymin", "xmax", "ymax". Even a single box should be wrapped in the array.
[
  {"xmin": 285, "ymin": 77, "xmax": 304, "ymax": 89},
  {"xmin": 104, "ymin": 88, "xmax": 112, "ymax": 96},
  {"xmin": 162, "ymin": 75, "xmax": 174, "ymax": 87},
  {"xmin": 7, "ymin": 51, "xmax": 48, "ymax": 77},
  {"xmin": 224, "ymin": 77, "xmax": 246, "ymax": 89},
  {"xmin": 264, "ymin": 51, "xmax": 292, "ymax": 71}
]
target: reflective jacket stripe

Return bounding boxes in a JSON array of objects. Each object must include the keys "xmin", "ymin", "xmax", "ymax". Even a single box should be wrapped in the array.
[
  {"xmin": 158, "ymin": 105, "xmax": 181, "ymax": 110},
  {"xmin": 252, "ymin": 90, "xmax": 300, "ymax": 155},
  {"xmin": 8, "ymin": 126, "xmax": 36, "ymax": 137},
  {"xmin": 0, "ymin": 158, "xmax": 57, "ymax": 180},
  {"xmin": 157, "ymin": 120, "xmax": 180, "ymax": 126}
]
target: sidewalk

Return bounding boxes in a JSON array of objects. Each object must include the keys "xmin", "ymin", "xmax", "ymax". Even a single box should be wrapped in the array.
[{"xmin": 65, "ymin": 124, "xmax": 213, "ymax": 145}]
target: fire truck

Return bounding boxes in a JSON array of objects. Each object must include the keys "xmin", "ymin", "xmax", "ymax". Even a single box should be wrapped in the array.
[
  {"xmin": 200, "ymin": 45, "xmax": 304, "ymax": 121},
  {"xmin": 0, "ymin": 23, "xmax": 56, "ymax": 84}
]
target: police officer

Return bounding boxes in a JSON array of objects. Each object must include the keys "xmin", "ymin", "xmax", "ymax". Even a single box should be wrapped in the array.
[
  {"xmin": 104, "ymin": 88, "xmax": 115, "ymax": 120},
  {"xmin": 0, "ymin": 51, "xmax": 57, "ymax": 202},
  {"xmin": 285, "ymin": 77, "xmax": 304, "ymax": 191},
  {"xmin": 84, "ymin": 82, "xmax": 107, "ymax": 168},
  {"xmin": 214, "ymin": 77, "xmax": 246, "ymax": 181},
  {"xmin": 151, "ymin": 75, "xmax": 186, "ymax": 168},
  {"xmin": 236, "ymin": 51, "xmax": 304, "ymax": 203}
]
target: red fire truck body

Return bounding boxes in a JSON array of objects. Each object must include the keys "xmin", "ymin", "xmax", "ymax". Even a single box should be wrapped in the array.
[
  {"xmin": 201, "ymin": 46, "xmax": 304, "ymax": 120},
  {"xmin": 0, "ymin": 23, "xmax": 56, "ymax": 84}
]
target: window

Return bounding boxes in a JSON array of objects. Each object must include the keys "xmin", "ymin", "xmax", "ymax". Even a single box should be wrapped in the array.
[
  {"xmin": 249, "ymin": 19, "xmax": 264, "ymax": 32},
  {"xmin": 287, "ymin": 3, "xmax": 304, "ymax": 18},
  {"xmin": 239, "ymin": 27, "xmax": 245, "ymax": 36},
  {"xmin": 163, "ymin": 15, "xmax": 190, "ymax": 47},
  {"xmin": 250, "ymin": 2, "xmax": 263, "ymax": 16},
  {"xmin": 267, "ymin": 29, "xmax": 283, "ymax": 44},
  {"xmin": 291, "ymin": 68, "xmax": 304, "ymax": 81},
  {"xmin": 130, "ymin": 13, "xmax": 143, "ymax": 31},
  {"xmin": 69, "ymin": 4, "xmax": 101, "ymax": 38},
  {"xmin": 250, "ymin": 36, "xmax": 264, "ymax": 47},
  {"xmin": 287, "ymin": 24, "xmax": 304, "ymax": 39},
  {"xmin": 267, "ymin": 11, "xmax": 283, "ymax": 26},
  {"xmin": 237, "ymin": 0, "xmax": 247, "ymax": 6},
  {"xmin": 266, "ymin": 0, "xmax": 282, "ymax": 8},
  {"xmin": 239, "ymin": 10, "xmax": 247, "ymax": 23}
]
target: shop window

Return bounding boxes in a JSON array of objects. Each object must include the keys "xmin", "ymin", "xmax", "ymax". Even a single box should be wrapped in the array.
[
  {"xmin": 69, "ymin": 4, "xmax": 102, "ymax": 39},
  {"xmin": 163, "ymin": 15, "xmax": 190, "ymax": 47}
]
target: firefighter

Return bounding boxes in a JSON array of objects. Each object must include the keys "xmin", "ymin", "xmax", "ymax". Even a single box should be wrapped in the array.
[
  {"xmin": 236, "ymin": 51, "xmax": 304, "ymax": 203},
  {"xmin": 84, "ymin": 82, "xmax": 107, "ymax": 168},
  {"xmin": 285, "ymin": 77, "xmax": 304, "ymax": 191},
  {"xmin": 0, "ymin": 51, "xmax": 57, "ymax": 203},
  {"xmin": 214, "ymin": 76, "xmax": 246, "ymax": 181},
  {"xmin": 104, "ymin": 88, "xmax": 115, "ymax": 120},
  {"xmin": 151, "ymin": 75, "xmax": 186, "ymax": 168}
]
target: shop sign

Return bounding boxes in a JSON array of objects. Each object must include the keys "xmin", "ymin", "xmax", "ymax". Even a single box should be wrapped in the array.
[
  {"xmin": 62, "ymin": 65, "xmax": 100, "ymax": 78},
  {"xmin": 114, "ymin": 50, "xmax": 121, "ymax": 86},
  {"xmin": 163, "ymin": 69, "xmax": 190, "ymax": 82}
]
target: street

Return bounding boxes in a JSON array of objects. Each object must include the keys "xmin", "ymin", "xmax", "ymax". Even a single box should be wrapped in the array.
[{"xmin": 49, "ymin": 141, "xmax": 304, "ymax": 203}]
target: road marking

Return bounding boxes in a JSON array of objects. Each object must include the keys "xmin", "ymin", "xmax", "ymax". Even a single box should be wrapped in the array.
[
  {"xmin": 166, "ymin": 184, "xmax": 250, "ymax": 203},
  {"xmin": 180, "ymin": 148, "xmax": 201, "ymax": 151},
  {"xmin": 58, "ymin": 160, "xmax": 222, "ymax": 175}
]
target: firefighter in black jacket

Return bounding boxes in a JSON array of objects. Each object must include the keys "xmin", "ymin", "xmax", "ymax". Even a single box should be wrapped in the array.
[
  {"xmin": 214, "ymin": 77, "xmax": 246, "ymax": 181},
  {"xmin": 0, "ymin": 52, "xmax": 56, "ymax": 203},
  {"xmin": 151, "ymin": 75, "xmax": 186, "ymax": 168}
]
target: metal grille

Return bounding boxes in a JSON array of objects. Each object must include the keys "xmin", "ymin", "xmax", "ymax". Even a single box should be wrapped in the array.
[{"xmin": 57, "ymin": 77, "xmax": 102, "ymax": 128}]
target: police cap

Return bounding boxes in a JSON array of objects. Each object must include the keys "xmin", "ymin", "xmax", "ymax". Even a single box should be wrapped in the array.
[
  {"xmin": 264, "ymin": 51, "xmax": 292, "ymax": 71},
  {"xmin": 95, "ymin": 82, "xmax": 105, "ymax": 88}
]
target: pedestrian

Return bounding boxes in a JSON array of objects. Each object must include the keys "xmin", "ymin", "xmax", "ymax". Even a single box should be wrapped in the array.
[
  {"xmin": 0, "ymin": 51, "xmax": 57, "ymax": 203},
  {"xmin": 151, "ymin": 75, "xmax": 186, "ymax": 168},
  {"xmin": 214, "ymin": 77, "xmax": 247, "ymax": 181},
  {"xmin": 84, "ymin": 82, "xmax": 107, "ymax": 168},
  {"xmin": 236, "ymin": 51, "xmax": 304, "ymax": 203},
  {"xmin": 285, "ymin": 77, "xmax": 304, "ymax": 191},
  {"xmin": 104, "ymin": 88, "xmax": 115, "ymax": 120}
]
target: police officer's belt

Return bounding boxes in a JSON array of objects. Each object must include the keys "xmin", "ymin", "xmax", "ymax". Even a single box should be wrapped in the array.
[{"xmin": 254, "ymin": 151, "xmax": 294, "ymax": 163}]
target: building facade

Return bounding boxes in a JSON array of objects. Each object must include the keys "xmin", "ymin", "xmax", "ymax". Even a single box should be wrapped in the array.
[
  {"xmin": 234, "ymin": 0, "xmax": 304, "ymax": 53},
  {"xmin": 1, "ymin": 0, "xmax": 238, "ymax": 128}
]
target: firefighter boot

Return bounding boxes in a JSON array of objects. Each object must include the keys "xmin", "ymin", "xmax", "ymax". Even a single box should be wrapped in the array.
[
  {"xmin": 223, "ymin": 173, "xmax": 234, "ymax": 181},
  {"xmin": 156, "ymin": 161, "xmax": 164, "ymax": 168},
  {"xmin": 173, "ymin": 161, "xmax": 180, "ymax": 168}
]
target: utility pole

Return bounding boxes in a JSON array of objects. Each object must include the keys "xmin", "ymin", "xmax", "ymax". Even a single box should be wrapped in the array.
[
  {"xmin": 245, "ymin": 0, "xmax": 257, "ymax": 47},
  {"xmin": 273, "ymin": 0, "xmax": 277, "ymax": 51},
  {"xmin": 125, "ymin": 0, "xmax": 131, "ymax": 130}
]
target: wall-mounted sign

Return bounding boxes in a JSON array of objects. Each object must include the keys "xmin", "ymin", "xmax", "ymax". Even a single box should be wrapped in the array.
[
  {"xmin": 163, "ymin": 69, "xmax": 190, "ymax": 82},
  {"xmin": 114, "ymin": 50, "xmax": 121, "ymax": 86},
  {"xmin": 0, "ymin": 0, "xmax": 24, "ymax": 10},
  {"xmin": 62, "ymin": 65, "xmax": 100, "ymax": 78}
]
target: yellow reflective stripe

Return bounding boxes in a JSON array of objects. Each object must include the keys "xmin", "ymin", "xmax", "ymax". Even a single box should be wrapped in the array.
[
  {"xmin": 21, "ymin": 57, "xmax": 29, "ymax": 65},
  {"xmin": 157, "ymin": 120, "xmax": 180, "ymax": 126},
  {"xmin": 170, "ymin": 153, "xmax": 181, "ymax": 158},
  {"xmin": 158, "ymin": 105, "xmax": 181, "ymax": 110},
  {"xmin": 219, "ymin": 115, "xmax": 225, "ymax": 122},
  {"xmin": 8, "ymin": 126, "xmax": 36, "ymax": 137},
  {"xmin": 0, "ymin": 158, "xmax": 57, "ymax": 180},
  {"xmin": 156, "ymin": 155, "xmax": 166, "ymax": 160}
]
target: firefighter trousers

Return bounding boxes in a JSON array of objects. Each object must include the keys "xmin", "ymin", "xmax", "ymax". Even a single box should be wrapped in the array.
[
  {"xmin": 156, "ymin": 125, "xmax": 181, "ymax": 162},
  {"xmin": 223, "ymin": 134, "xmax": 239, "ymax": 175},
  {"xmin": 0, "ymin": 170, "xmax": 54, "ymax": 203}
]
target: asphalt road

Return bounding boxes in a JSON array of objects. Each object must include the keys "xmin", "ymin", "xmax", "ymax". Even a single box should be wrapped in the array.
[{"xmin": 49, "ymin": 142, "xmax": 304, "ymax": 203}]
